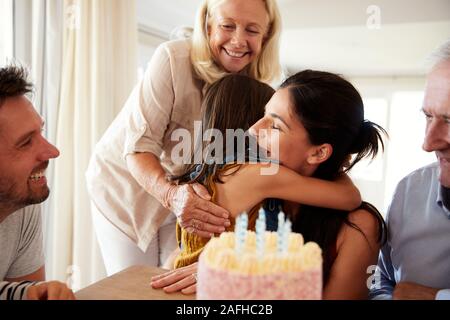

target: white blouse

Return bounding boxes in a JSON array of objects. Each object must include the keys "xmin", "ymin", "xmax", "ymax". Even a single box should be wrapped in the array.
[{"xmin": 86, "ymin": 39, "xmax": 207, "ymax": 252}]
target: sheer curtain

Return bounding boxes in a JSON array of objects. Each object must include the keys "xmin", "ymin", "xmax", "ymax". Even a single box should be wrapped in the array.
[
  {"xmin": 47, "ymin": 0, "xmax": 138, "ymax": 290},
  {"xmin": 11, "ymin": 0, "xmax": 62, "ymax": 163},
  {"xmin": 11, "ymin": 0, "xmax": 64, "ymax": 283}
]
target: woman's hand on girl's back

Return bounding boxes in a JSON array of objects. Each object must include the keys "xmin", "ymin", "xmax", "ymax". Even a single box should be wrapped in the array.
[{"xmin": 166, "ymin": 183, "xmax": 231, "ymax": 238}]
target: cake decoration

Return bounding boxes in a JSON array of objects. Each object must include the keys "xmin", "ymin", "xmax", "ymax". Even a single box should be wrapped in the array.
[{"xmin": 196, "ymin": 211, "xmax": 323, "ymax": 300}]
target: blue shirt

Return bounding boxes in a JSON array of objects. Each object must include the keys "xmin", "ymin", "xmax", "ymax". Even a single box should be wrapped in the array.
[{"xmin": 369, "ymin": 163, "xmax": 450, "ymax": 300}]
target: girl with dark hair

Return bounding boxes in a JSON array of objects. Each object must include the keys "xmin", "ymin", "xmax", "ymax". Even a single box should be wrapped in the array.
[
  {"xmin": 168, "ymin": 74, "xmax": 361, "ymax": 270},
  {"xmin": 250, "ymin": 70, "xmax": 388, "ymax": 299},
  {"xmin": 152, "ymin": 72, "xmax": 383, "ymax": 296}
]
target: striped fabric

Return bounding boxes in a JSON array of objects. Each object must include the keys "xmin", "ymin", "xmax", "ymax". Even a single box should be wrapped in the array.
[{"xmin": 0, "ymin": 281, "xmax": 36, "ymax": 300}]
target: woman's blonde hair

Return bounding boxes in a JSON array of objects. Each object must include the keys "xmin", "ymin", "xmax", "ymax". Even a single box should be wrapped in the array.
[{"xmin": 190, "ymin": 0, "xmax": 282, "ymax": 85}]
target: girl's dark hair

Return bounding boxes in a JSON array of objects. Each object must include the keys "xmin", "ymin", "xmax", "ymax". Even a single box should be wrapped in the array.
[
  {"xmin": 202, "ymin": 74, "xmax": 274, "ymax": 140},
  {"xmin": 280, "ymin": 70, "xmax": 387, "ymax": 282},
  {"xmin": 171, "ymin": 74, "xmax": 275, "ymax": 184}
]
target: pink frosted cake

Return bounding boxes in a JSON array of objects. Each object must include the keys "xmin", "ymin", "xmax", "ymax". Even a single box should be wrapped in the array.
[{"xmin": 196, "ymin": 230, "xmax": 322, "ymax": 300}]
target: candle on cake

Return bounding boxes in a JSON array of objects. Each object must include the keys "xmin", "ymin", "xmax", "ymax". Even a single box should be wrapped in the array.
[
  {"xmin": 235, "ymin": 212, "xmax": 248, "ymax": 254},
  {"xmin": 255, "ymin": 208, "xmax": 266, "ymax": 258}
]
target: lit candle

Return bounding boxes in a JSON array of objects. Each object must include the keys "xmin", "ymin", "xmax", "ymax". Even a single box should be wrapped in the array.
[
  {"xmin": 236, "ymin": 212, "xmax": 248, "ymax": 254},
  {"xmin": 277, "ymin": 211, "xmax": 285, "ymax": 253},
  {"xmin": 282, "ymin": 219, "xmax": 292, "ymax": 254},
  {"xmin": 256, "ymin": 208, "xmax": 266, "ymax": 258},
  {"xmin": 258, "ymin": 207, "xmax": 266, "ymax": 225},
  {"xmin": 234, "ymin": 214, "xmax": 242, "ymax": 253},
  {"xmin": 242, "ymin": 212, "xmax": 248, "ymax": 231}
]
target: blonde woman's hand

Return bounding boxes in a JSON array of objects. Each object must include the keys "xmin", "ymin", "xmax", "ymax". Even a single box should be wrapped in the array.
[
  {"xmin": 151, "ymin": 263, "xmax": 199, "ymax": 295},
  {"xmin": 27, "ymin": 281, "xmax": 76, "ymax": 300},
  {"xmin": 165, "ymin": 183, "xmax": 230, "ymax": 238}
]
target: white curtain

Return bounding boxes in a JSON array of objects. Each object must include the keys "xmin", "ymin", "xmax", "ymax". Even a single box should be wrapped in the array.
[
  {"xmin": 11, "ymin": 0, "xmax": 64, "ymax": 283},
  {"xmin": 47, "ymin": 0, "xmax": 138, "ymax": 290},
  {"xmin": 11, "ymin": 0, "xmax": 62, "ymax": 159}
]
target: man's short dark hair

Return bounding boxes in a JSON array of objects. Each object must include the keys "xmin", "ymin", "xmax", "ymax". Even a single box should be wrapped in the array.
[{"xmin": 0, "ymin": 64, "xmax": 33, "ymax": 108}]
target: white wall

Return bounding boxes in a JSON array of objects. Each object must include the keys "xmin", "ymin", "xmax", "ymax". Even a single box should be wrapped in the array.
[{"xmin": 281, "ymin": 21, "xmax": 450, "ymax": 77}]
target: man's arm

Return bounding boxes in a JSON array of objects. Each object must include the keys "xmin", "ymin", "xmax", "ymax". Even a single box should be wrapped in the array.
[
  {"xmin": 5, "ymin": 266, "xmax": 45, "ymax": 282},
  {"xmin": 0, "ymin": 280, "xmax": 75, "ymax": 300},
  {"xmin": 2, "ymin": 206, "xmax": 75, "ymax": 300},
  {"xmin": 2, "ymin": 266, "xmax": 44, "ymax": 300},
  {"xmin": 0, "ymin": 281, "xmax": 36, "ymax": 300},
  {"xmin": 3, "ymin": 266, "xmax": 47, "ymax": 301},
  {"xmin": 369, "ymin": 177, "xmax": 408, "ymax": 300},
  {"xmin": 5, "ymin": 206, "xmax": 45, "ymax": 280},
  {"xmin": 393, "ymin": 282, "xmax": 440, "ymax": 300},
  {"xmin": 369, "ymin": 241, "xmax": 397, "ymax": 300}
]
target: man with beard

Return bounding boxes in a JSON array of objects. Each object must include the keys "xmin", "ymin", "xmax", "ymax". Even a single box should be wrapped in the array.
[
  {"xmin": 0, "ymin": 65, "xmax": 75, "ymax": 300},
  {"xmin": 370, "ymin": 40, "xmax": 450, "ymax": 300}
]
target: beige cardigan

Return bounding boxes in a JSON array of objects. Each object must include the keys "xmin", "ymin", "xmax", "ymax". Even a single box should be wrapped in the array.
[{"xmin": 86, "ymin": 39, "xmax": 207, "ymax": 252}]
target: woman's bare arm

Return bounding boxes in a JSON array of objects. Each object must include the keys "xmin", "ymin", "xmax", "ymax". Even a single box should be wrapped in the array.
[
  {"xmin": 216, "ymin": 163, "xmax": 361, "ymax": 216},
  {"xmin": 257, "ymin": 164, "xmax": 361, "ymax": 210}
]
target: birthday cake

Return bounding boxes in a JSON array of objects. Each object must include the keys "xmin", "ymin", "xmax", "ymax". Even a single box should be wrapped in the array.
[{"xmin": 196, "ymin": 213, "xmax": 323, "ymax": 300}]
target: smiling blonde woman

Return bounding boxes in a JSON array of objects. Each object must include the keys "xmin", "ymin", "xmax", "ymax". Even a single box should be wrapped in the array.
[
  {"xmin": 191, "ymin": 0, "xmax": 282, "ymax": 83},
  {"xmin": 86, "ymin": 0, "xmax": 283, "ymax": 276}
]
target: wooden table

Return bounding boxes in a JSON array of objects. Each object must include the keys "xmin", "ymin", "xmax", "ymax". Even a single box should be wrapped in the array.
[{"xmin": 75, "ymin": 265, "xmax": 195, "ymax": 300}]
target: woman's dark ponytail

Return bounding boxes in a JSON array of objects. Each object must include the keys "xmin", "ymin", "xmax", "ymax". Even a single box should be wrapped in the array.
[
  {"xmin": 281, "ymin": 70, "xmax": 387, "ymax": 179},
  {"xmin": 282, "ymin": 70, "xmax": 388, "ymax": 284},
  {"xmin": 346, "ymin": 120, "xmax": 388, "ymax": 172}
]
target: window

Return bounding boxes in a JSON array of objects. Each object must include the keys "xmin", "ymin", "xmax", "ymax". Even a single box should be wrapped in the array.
[
  {"xmin": 350, "ymin": 88, "xmax": 436, "ymax": 215},
  {"xmin": 350, "ymin": 97, "xmax": 390, "ymax": 216},
  {"xmin": 383, "ymin": 91, "xmax": 436, "ymax": 211},
  {"xmin": 0, "ymin": 0, "xmax": 14, "ymax": 65}
]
